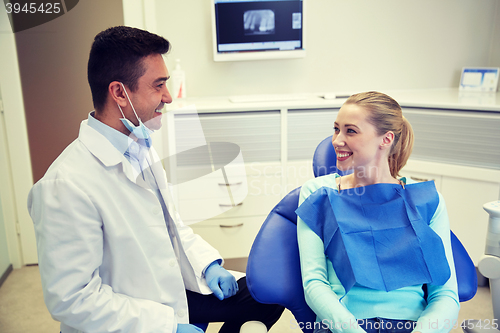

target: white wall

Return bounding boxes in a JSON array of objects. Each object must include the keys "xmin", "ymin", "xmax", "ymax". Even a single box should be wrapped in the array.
[
  {"xmin": 488, "ymin": 1, "xmax": 500, "ymax": 67},
  {"xmin": 156, "ymin": 0, "xmax": 498, "ymax": 98}
]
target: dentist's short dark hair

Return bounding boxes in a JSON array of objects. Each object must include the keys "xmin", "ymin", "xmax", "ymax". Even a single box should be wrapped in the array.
[{"xmin": 87, "ymin": 26, "xmax": 170, "ymax": 112}]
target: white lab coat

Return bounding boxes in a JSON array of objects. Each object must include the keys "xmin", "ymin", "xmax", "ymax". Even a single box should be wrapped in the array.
[{"xmin": 28, "ymin": 120, "xmax": 223, "ymax": 333}]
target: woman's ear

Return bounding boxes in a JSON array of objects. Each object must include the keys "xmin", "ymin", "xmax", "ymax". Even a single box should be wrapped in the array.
[
  {"xmin": 379, "ymin": 131, "xmax": 395, "ymax": 150},
  {"xmin": 108, "ymin": 81, "xmax": 127, "ymax": 107}
]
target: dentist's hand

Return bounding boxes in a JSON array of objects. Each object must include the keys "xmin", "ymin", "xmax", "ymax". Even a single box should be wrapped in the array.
[
  {"xmin": 176, "ymin": 324, "xmax": 205, "ymax": 333},
  {"xmin": 204, "ymin": 260, "xmax": 238, "ymax": 300}
]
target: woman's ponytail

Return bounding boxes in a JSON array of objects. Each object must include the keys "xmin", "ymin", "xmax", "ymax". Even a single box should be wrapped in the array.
[{"xmin": 389, "ymin": 116, "xmax": 414, "ymax": 178}]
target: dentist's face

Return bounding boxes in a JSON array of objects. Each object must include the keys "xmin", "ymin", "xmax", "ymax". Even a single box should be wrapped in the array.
[{"xmin": 124, "ymin": 54, "xmax": 172, "ymax": 130}]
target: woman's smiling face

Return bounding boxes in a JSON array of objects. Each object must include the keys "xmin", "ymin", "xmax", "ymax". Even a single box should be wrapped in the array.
[{"xmin": 332, "ymin": 103, "xmax": 387, "ymax": 173}]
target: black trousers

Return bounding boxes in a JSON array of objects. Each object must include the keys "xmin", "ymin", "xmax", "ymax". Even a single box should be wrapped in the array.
[{"xmin": 186, "ymin": 277, "xmax": 285, "ymax": 333}]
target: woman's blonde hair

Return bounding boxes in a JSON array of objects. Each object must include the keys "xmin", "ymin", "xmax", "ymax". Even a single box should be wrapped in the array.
[{"xmin": 344, "ymin": 91, "xmax": 414, "ymax": 178}]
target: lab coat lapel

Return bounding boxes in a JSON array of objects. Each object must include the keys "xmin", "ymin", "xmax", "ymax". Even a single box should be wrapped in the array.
[{"xmin": 78, "ymin": 120, "xmax": 145, "ymax": 186}]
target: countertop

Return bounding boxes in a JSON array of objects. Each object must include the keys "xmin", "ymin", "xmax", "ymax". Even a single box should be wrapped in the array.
[{"xmin": 166, "ymin": 88, "xmax": 500, "ymax": 114}]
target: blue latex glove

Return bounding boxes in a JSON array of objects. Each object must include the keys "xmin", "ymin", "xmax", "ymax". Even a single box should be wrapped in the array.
[
  {"xmin": 177, "ymin": 324, "xmax": 205, "ymax": 333},
  {"xmin": 204, "ymin": 260, "xmax": 238, "ymax": 300}
]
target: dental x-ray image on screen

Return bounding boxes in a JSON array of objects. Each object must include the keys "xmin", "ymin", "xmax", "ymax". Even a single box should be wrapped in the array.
[
  {"xmin": 212, "ymin": 0, "xmax": 305, "ymax": 61},
  {"xmin": 244, "ymin": 10, "xmax": 275, "ymax": 35}
]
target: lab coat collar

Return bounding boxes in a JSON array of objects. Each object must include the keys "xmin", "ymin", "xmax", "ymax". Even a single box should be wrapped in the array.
[
  {"xmin": 78, "ymin": 120, "xmax": 139, "ymax": 185},
  {"xmin": 87, "ymin": 111, "xmax": 131, "ymax": 155}
]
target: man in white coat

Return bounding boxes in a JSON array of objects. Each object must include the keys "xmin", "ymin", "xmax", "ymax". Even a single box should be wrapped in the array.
[{"xmin": 27, "ymin": 26, "xmax": 284, "ymax": 333}]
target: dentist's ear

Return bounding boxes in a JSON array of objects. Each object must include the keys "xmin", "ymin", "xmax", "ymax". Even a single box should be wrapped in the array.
[
  {"xmin": 109, "ymin": 81, "xmax": 128, "ymax": 107},
  {"xmin": 379, "ymin": 131, "xmax": 395, "ymax": 150}
]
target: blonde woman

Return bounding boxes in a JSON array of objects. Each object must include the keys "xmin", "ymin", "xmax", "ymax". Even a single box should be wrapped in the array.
[{"xmin": 296, "ymin": 92, "xmax": 459, "ymax": 333}]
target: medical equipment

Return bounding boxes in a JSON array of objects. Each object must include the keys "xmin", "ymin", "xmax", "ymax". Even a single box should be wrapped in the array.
[{"xmin": 462, "ymin": 200, "xmax": 500, "ymax": 333}]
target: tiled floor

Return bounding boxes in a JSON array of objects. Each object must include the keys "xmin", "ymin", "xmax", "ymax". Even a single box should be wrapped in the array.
[{"xmin": 0, "ymin": 266, "xmax": 494, "ymax": 333}]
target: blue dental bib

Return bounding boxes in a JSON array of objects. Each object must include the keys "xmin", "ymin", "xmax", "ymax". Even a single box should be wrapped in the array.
[{"xmin": 295, "ymin": 181, "xmax": 450, "ymax": 293}]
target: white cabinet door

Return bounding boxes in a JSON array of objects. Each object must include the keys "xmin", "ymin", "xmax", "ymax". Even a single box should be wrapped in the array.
[
  {"xmin": 191, "ymin": 215, "xmax": 266, "ymax": 259},
  {"xmin": 403, "ymin": 108, "xmax": 500, "ymax": 170},
  {"xmin": 441, "ymin": 176, "xmax": 500, "ymax": 265},
  {"xmin": 287, "ymin": 108, "xmax": 339, "ymax": 161},
  {"xmin": 174, "ymin": 109, "xmax": 282, "ymax": 259},
  {"xmin": 175, "ymin": 111, "xmax": 281, "ymax": 164},
  {"xmin": 187, "ymin": 163, "xmax": 283, "ymax": 258}
]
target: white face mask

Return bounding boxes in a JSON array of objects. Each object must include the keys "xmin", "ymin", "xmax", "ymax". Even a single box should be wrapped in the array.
[{"xmin": 116, "ymin": 82, "xmax": 153, "ymax": 142}]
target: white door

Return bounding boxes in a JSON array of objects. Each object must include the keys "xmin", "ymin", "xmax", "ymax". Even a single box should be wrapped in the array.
[
  {"xmin": 0, "ymin": 10, "xmax": 38, "ymax": 266},
  {"xmin": 0, "ymin": 95, "xmax": 23, "ymax": 268},
  {"xmin": 0, "ymin": 96, "xmax": 14, "ymax": 273}
]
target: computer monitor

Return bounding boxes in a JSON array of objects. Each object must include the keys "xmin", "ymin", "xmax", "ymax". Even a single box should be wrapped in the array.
[{"xmin": 211, "ymin": 0, "xmax": 306, "ymax": 62}]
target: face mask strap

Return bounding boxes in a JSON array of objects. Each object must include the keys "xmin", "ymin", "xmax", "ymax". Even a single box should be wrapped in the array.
[
  {"xmin": 118, "ymin": 82, "xmax": 141, "ymax": 123},
  {"xmin": 116, "ymin": 103, "xmax": 126, "ymax": 118}
]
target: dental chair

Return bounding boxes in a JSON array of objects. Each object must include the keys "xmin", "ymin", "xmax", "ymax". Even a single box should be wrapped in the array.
[{"xmin": 246, "ymin": 136, "xmax": 478, "ymax": 333}]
